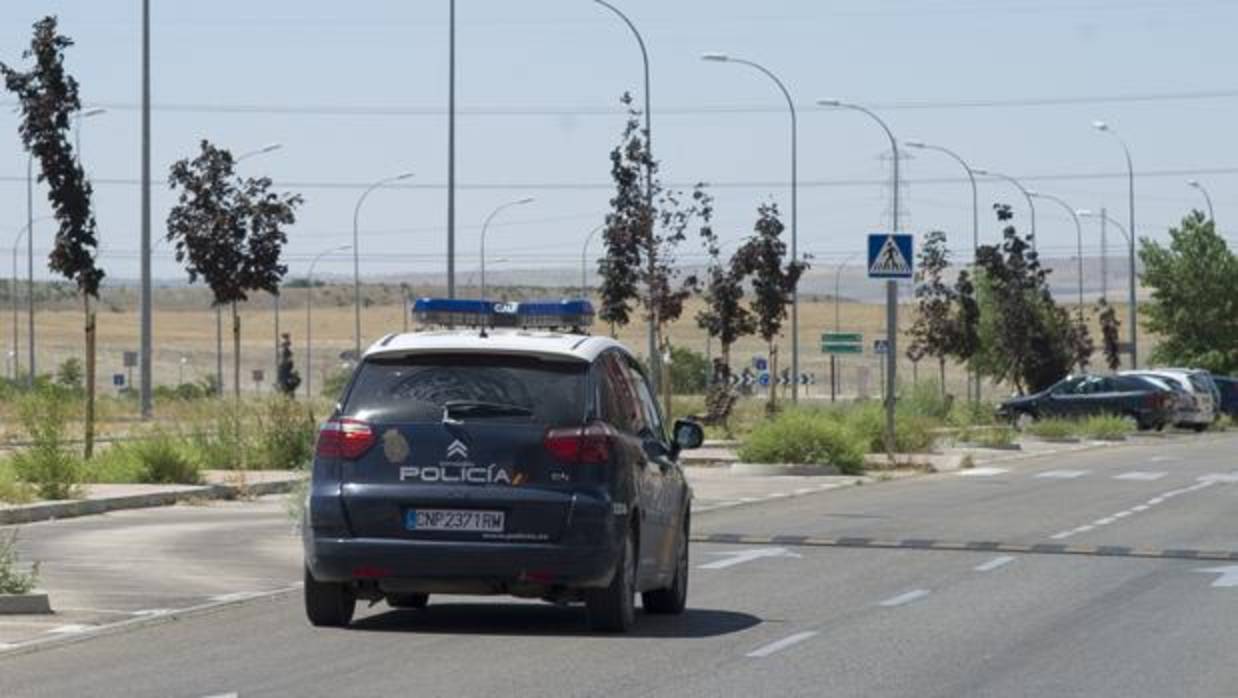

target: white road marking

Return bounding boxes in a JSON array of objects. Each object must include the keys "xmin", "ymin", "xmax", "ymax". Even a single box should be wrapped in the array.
[
  {"xmin": 957, "ymin": 467, "xmax": 1009, "ymax": 477},
  {"xmin": 1113, "ymin": 511, "xmax": 1133, "ymax": 519},
  {"xmin": 1147, "ymin": 497, "xmax": 1165, "ymax": 505},
  {"xmin": 208, "ymin": 591, "xmax": 264, "ymax": 603},
  {"xmin": 201, "ymin": 693, "xmax": 239, "ymax": 698},
  {"xmin": 1195, "ymin": 565, "xmax": 1238, "ymax": 588},
  {"xmin": 1094, "ymin": 517, "xmax": 1117, "ymax": 526},
  {"xmin": 1074, "ymin": 524, "xmax": 1095, "ymax": 533},
  {"xmin": 879, "ymin": 589, "xmax": 931, "ymax": 607},
  {"xmin": 1149, "ymin": 455, "xmax": 1179, "ymax": 463},
  {"xmin": 132, "ymin": 608, "xmax": 172, "ymax": 617},
  {"xmin": 1131, "ymin": 504, "xmax": 1151, "ymax": 512},
  {"xmin": 46, "ymin": 624, "xmax": 94, "ymax": 635},
  {"xmin": 698, "ymin": 547, "xmax": 802, "ymax": 570},
  {"xmin": 974, "ymin": 556, "xmax": 1015, "ymax": 572},
  {"xmin": 1050, "ymin": 530, "xmax": 1074, "ymax": 540},
  {"xmin": 746, "ymin": 631, "xmax": 819, "ymax": 658},
  {"xmin": 1114, "ymin": 471, "xmax": 1168, "ymax": 481},
  {"xmin": 794, "ymin": 488, "xmax": 816, "ymax": 495},
  {"xmin": 1199, "ymin": 473, "xmax": 1238, "ymax": 483},
  {"xmin": 1035, "ymin": 469, "xmax": 1089, "ymax": 479}
]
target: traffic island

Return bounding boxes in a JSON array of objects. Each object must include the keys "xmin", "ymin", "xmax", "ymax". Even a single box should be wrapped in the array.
[
  {"xmin": 729, "ymin": 462, "xmax": 842, "ymax": 477},
  {"xmin": 0, "ymin": 591, "xmax": 51, "ymax": 615}
]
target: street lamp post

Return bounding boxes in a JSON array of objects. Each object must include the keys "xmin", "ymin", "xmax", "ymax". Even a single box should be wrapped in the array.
[
  {"xmin": 973, "ymin": 168, "xmax": 1037, "ymax": 249},
  {"xmin": 25, "ymin": 154, "xmax": 34, "ymax": 388},
  {"xmin": 73, "ymin": 107, "xmax": 107, "ymax": 163},
  {"xmin": 1079, "ymin": 209, "xmax": 1137, "ymax": 370},
  {"xmin": 819, "ymin": 99, "xmax": 900, "ymax": 447},
  {"xmin": 581, "ymin": 223, "xmax": 604, "ymax": 300},
  {"xmin": 904, "ymin": 139, "xmax": 981, "ymax": 401},
  {"xmin": 595, "ymin": 0, "xmax": 660, "ymax": 394},
  {"xmin": 1092, "ymin": 120, "xmax": 1137, "ymax": 368},
  {"xmin": 831, "ymin": 252, "xmax": 861, "ymax": 403},
  {"xmin": 140, "ymin": 0, "xmax": 152, "ymax": 417},
  {"xmin": 1187, "ymin": 179, "xmax": 1215, "ymax": 223},
  {"xmin": 307, "ymin": 244, "xmax": 351, "ymax": 399},
  {"xmin": 480, "ymin": 198, "xmax": 534, "ymax": 304},
  {"xmin": 235, "ymin": 143, "xmax": 285, "ymax": 383},
  {"xmin": 704, "ymin": 53, "xmax": 800, "ymax": 401},
  {"xmin": 1029, "ymin": 191, "xmax": 1085, "ymax": 314},
  {"xmin": 10, "ymin": 217, "xmax": 50, "ymax": 381},
  {"xmin": 353, "ymin": 172, "xmax": 414, "ymax": 358}
]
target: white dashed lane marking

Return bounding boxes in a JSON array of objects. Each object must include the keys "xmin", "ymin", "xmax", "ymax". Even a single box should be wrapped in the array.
[
  {"xmin": 1035, "ymin": 470, "xmax": 1089, "ymax": 479},
  {"xmin": 46, "ymin": 624, "xmax": 94, "ymax": 635},
  {"xmin": 957, "ymin": 467, "xmax": 1010, "ymax": 477},
  {"xmin": 974, "ymin": 556, "xmax": 1015, "ymax": 572},
  {"xmin": 879, "ymin": 589, "xmax": 931, "ymax": 607},
  {"xmin": 1114, "ymin": 471, "xmax": 1168, "ymax": 481},
  {"xmin": 746, "ymin": 631, "xmax": 819, "ymax": 658},
  {"xmin": 1050, "ymin": 479, "xmax": 1222, "ymax": 540}
]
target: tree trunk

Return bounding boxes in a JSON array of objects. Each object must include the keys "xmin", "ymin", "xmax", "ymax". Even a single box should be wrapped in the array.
[
  {"xmin": 232, "ymin": 301, "xmax": 241, "ymax": 400},
  {"xmin": 767, "ymin": 342, "xmax": 778, "ymax": 415},
  {"xmin": 84, "ymin": 294, "xmax": 96, "ymax": 460},
  {"xmin": 721, "ymin": 341, "xmax": 731, "ymax": 384},
  {"xmin": 939, "ymin": 357, "xmax": 947, "ymax": 401}
]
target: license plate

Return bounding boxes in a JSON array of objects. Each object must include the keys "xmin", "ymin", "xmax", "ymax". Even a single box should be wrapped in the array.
[{"xmin": 406, "ymin": 509, "xmax": 505, "ymax": 533}]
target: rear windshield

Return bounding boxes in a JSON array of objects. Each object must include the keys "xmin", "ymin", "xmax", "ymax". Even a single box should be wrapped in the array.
[
  {"xmin": 1187, "ymin": 373, "xmax": 1213, "ymax": 393},
  {"xmin": 342, "ymin": 353, "xmax": 588, "ymax": 424}
]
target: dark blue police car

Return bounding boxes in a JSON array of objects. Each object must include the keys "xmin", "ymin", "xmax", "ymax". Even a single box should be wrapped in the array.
[{"xmin": 302, "ymin": 299, "xmax": 703, "ymax": 632}]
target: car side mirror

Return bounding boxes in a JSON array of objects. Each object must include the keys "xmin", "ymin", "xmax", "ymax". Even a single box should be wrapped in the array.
[{"xmin": 672, "ymin": 419, "xmax": 704, "ymax": 451}]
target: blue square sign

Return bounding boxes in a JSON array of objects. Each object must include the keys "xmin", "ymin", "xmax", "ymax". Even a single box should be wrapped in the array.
[{"xmin": 868, "ymin": 233, "xmax": 914, "ymax": 279}]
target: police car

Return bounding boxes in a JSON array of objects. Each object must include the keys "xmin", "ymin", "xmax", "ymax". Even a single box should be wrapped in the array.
[{"xmin": 302, "ymin": 298, "xmax": 703, "ymax": 632}]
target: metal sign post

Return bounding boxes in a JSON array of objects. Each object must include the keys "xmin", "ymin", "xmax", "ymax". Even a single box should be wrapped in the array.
[{"xmin": 868, "ymin": 233, "xmax": 914, "ymax": 453}]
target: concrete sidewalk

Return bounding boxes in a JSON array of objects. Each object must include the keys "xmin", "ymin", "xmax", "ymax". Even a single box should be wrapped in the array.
[{"xmin": 0, "ymin": 470, "xmax": 304, "ymax": 525}]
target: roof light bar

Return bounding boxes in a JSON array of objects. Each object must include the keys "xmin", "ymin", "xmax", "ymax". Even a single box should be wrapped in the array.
[{"xmin": 412, "ymin": 298, "xmax": 595, "ymax": 331}]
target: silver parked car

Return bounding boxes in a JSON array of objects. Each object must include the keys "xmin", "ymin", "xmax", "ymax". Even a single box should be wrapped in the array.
[{"xmin": 1121, "ymin": 369, "xmax": 1216, "ymax": 431}]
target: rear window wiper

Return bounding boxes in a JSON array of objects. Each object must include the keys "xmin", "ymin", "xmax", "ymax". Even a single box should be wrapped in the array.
[{"xmin": 443, "ymin": 400, "xmax": 534, "ymax": 420}]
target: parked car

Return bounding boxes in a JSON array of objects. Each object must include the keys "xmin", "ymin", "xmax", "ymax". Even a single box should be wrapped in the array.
[
  {"xmin": 997, "ymin": 374, "xmax": 1175, "ymax": 431},
  {"xmin": 1121, "ymin": 369, "xmax": 1217, "ymax": 431},
  {"xmin": 1210, "ymin": 375, "xmax": 1238, "ymax": 418}
]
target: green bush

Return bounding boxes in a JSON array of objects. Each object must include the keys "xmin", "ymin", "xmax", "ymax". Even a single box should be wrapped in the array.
[
  {"xmin": 183, "ymin": 401, "xmax": 247, "ymax": 470},
  {"xmin": 0, "ymin": 458, "xmax": 32, "ymax": 504},
  {"xmin": 668, "ymin": 346, "xmax": 709, "ymax": 394},
  {"xmin": 973, "ymin": 426, "xmax": 1017, "ymax": 448},
  {"xmin": 1079, "ymin": 414, "xmax": 1133, "ymax": 441},
  {"xmin": 1028, "ymin": 418, "xmax": 1078, "ymax": 440},
  {"xmin": 738, "ymin": 409, "xmax": 866, "ymax": 474},
  {"xmin": 900, "ymin": 380, "xmax": 953, "ymax": 421},
  {"xmin": 252, "ymin": 397, "xmax": 316, "ymax": 470},
  {"xmin": 85, "ymin": 444, "xmax": 147, "ymax": 484},
  {"xmin": 130, "ymin": 431, "xmax": 201, "ymax": 484},
  {"xmin": 9, "ymin": 391, "xmax": 83, "ymax": 500},
  {"xmin": 0, "ymin": 529, "xmax": 39, "ymax": 595}
]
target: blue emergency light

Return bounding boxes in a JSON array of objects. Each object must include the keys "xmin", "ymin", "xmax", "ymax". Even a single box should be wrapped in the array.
[{"xmin": 412, "ymin": 298, "xmax": 595, "ymax": 331}]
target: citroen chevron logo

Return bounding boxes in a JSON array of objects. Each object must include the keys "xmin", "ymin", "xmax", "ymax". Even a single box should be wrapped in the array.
[{"xmin": 446, "ymin": 440, "xmax": 469, "ymax": 459}]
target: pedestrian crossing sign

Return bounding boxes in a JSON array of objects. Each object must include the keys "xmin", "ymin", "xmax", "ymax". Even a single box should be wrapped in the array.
[{"xmin": 868, "ymin": 233, "xmax": 914, "ymax": 279}]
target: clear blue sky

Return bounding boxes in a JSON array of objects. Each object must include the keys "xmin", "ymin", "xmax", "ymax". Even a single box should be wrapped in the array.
[{"xmin": 1, "ymin": 0, "xmax": 1235, "ymax": 284}]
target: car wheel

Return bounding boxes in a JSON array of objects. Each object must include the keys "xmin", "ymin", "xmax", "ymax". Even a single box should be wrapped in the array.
[
  {"xmin": 587, "ymin": 529, "xmax": 636, "ymax": 633},
  {"xmin": 1192, "ymin": 423, "xmax": 1208, "ymax": 433},
  {"xmin": 1123, "ymin": 414, "xmax": 1147, "ymax": 432},
  {"xmin": 304, "ymin": 567, "xmax": 355, "ymax": 628},
  {"xmin": 643, "ymin": 517, "xmax": 689, "ymax": 615},
  {"xmin": 1013, "ymin": 412, "xmax": 1035, "ymax": 431},
  {"xmin": 386, "ymin": 593, "xmax": 429, "ymax": 610}
]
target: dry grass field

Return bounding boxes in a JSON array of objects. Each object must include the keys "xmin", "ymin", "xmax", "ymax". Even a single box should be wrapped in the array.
[{"xmin": 3, "ymin": 282, "xmax": 1156, "ymax": 414}]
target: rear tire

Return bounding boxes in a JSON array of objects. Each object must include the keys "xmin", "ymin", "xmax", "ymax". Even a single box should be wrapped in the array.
[
  {"xmin": 386, "ymin": 593, "xmax": 429, "ymax": 610},
  {"xmin": 1193, "ymin": 423, "xmax": 1208, "ymax": 433},
  {"xmin": 643, "ymin": 517, "xmax": 689, "ymax": 615},
  {"xmin": 587, "ymin": 531, "xmax": 636, "ymax": 633},
  {"xmin": 304, "ymin": 567, "xmax": 355, "ymax": 628}
]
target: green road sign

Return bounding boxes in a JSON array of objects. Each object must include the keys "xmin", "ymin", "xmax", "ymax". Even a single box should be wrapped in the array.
[
  {"xmin": 822, "ymin": 342, "xmax": 864, "ymax": 355},
  {"xmin": 822, "ymin": 332, "xmax": 863, "ymax": 343}
]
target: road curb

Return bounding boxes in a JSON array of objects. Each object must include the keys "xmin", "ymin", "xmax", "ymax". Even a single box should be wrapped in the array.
[{"xmin": 0, "ymin": 477, "xmax": 303, "ymax": 526}]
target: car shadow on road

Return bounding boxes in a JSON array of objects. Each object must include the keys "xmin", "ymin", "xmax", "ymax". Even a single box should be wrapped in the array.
[{"xmin": 349, "ymin": 603, "xmax": 760, "ymax": 638}]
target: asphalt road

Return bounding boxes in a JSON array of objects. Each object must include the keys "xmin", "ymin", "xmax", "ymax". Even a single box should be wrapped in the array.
[{"xmin": 2, "ymin": 433, "xmax": 1237, "ymax": 697}]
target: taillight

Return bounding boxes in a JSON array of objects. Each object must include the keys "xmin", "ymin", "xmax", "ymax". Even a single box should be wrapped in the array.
[
  {"xmin": 544, "ymin": 423, "xmax": 612, "ymax": 465},
  {"xmin": 316, "ymin": 418, "xmax": 376, "ymax": 459}
]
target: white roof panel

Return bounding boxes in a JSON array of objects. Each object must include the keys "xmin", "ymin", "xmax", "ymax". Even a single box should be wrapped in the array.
[{"xmin": 362, "ymin": 329, "xmax": 625, "ymax": 363}]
